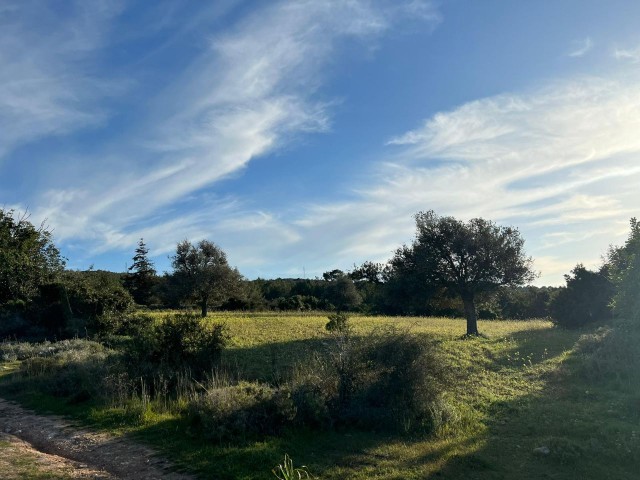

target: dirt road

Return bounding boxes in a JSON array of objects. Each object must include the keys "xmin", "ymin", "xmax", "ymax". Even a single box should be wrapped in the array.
[{"xmin": 0, "ymin": 398, "xmax": 196, "ymax": 480}]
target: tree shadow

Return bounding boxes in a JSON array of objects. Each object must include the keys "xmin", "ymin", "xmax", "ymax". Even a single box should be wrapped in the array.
[
  {"xmin": 3, "ymin": 323, "xmax": 637, "ymax": 479},
  {"xmin": 429, "ymin": 324, "xmax": 640, "ymax": 479},
  {"xmin": 222, "ymin": 337, "xmax": 329, "ymax": 383}
]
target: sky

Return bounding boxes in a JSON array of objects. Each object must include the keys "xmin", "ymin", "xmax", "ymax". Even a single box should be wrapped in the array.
[{"xmin": 2, "ymin": 0, "xmax": 640, "ymax": 285}]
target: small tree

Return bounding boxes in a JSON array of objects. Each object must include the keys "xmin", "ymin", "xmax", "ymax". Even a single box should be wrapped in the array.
[
  {"xmin": 171, "ymin": 239, "xmax": 242, "ymax": 317},
  {"xmin": 391, "ymin": 211, "xmax": 536, "ymax": 335},
  {"xmin": 327, "ymin": 275, "xmax": 362, "ymax": 312},
  {"xmin": 0, "ymin": 209, "xmax": 65, "ymax": 305},
  {"xmin": 125, "ymin": 238, "xmax": 157, "ymax": 306}
]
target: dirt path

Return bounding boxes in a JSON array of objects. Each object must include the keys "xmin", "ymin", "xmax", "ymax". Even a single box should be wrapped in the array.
[{"xmin": 0, "ymin": 398, "xmax": 196, "ymax": 480}]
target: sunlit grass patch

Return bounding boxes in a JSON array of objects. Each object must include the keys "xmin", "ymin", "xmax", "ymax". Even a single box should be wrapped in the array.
[{"xmin": 1, "ymin": 313, "xmax": 638, "ymax": 479}]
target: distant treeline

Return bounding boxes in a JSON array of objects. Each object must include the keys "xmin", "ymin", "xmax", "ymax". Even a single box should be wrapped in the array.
[
  {"xmin": 153, "ymin": 274, "xmax": 558, "ymax": 319},
  {"xmin": 1, "ymin": 207, "xmax": 637, "ymax": 339}
]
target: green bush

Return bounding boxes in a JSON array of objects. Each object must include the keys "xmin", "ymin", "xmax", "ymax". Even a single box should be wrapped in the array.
[
  {"xmin": 62, "ymin": 271, "xmax": 134, "ymax": 335},
  {"xmin": 607, "ymin": 217, "xmax": 640, "ymax": 320},
  {"xmin": 550, "ymin": 265, "xmax": 613, "ymax": 329},
  {"xmin": 325, "ymin": 312, "xmax": 350, "ymax": 333},
  {"xmin": 16, "ymin": 340, "xmax": 112, "ymax": 404},
  {"xmin": 576, "ymin": 319, "xmax": 640, "ymax": 390},
  {"xmin": 294, "ymin": 327, "xmax": 452, "ymax": 433},
  {"xmin": 188, "ymin": 381, "xmax": 296, "ymax": 442},
  {"xmin": 1, "ymin": 338, "xmax": 104, "ymax": 362},
  {"xmin": 126, "ymin": 313, "xmax": 229, "ymax": 382}
]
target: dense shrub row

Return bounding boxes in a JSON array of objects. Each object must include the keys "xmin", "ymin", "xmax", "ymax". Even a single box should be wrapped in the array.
[
  {"xmin": 3, "ymin": 314, "xmax": 453, "ymax": 442},
  {"xmin": 184, "ymin": 318, "xmax": 453, "ymax": 439}
]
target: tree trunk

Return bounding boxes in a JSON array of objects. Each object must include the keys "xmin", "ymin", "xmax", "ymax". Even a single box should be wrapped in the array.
[
  {"xmin": 200, "ymin": 298, "xmax": 208, "ymax": 318},
  {"xmin": 462, "ymin": 293, "xmax": 479, "ymax": 335}
]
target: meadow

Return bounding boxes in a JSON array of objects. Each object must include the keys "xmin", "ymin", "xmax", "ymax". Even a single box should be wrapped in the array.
[{"xmin": 1, "ymin": 312, "xmax": 639, "ymax": 479}]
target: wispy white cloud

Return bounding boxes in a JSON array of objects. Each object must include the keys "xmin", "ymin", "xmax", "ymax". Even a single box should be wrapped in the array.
[
  {"xmin": 613, "ymin": 44, "xmax": 640, "ymax": 63},
  {"xmin": 264, "ymin": 74, "xmax": 640, "ymax": 284},
  {"xmin": 567, "ymin": 37, "xmax": 593, "ymax": 57},
  {"xmin": 17, "ymin": 0, "xmax": 439, "ymax": 265},
  {"xmin": 0, "ymin": 1, "xmax": 124, "ymax": 159}
]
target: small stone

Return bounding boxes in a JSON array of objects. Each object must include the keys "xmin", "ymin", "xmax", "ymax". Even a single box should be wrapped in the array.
[{"xmin": 533, "ymin": 446, "xmax": 550, "ymax": 456}]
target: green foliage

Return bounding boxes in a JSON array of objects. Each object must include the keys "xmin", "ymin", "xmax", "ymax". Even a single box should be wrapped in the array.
[
  {"xmin": 272, "ymin": 454, "xmax": 312, "ymax": 480},
  {"xmin": 171, "ymin": 239, "xmax": 243, "ymax": 316},
  {"xmin": 0, "ymin": 338, "xmax": 105, "ymax": 362},
  {"xmin": 349, "ymin": 261, "xmax": 385, "ymax": 284},
  {"xmin": 62, "ymin": 270, "xmax": 134, "ymax": 335},
  {"xmin": 607, "ymin": 217, "xmax": 640, "ymax": 320},
  {"xmin": 576, "ymin": 318, "xmax": 640, "ymax": 389},
  {"xmin": 126, "ymin": 312, "xmax": 229, "ymax": 380},
  {"xmin": 124, "ymin": 238, "xmax": 157, "ymax": 306},
  {"xmin": 326, "ymin": 276, "xmax": 362, "ymax": 312},
  {"xmin": 0, "ymin": 209, "xmax": 65, "ymax": 305},
  {"xmin": 390, "ymin": 211, "xmax": 536, "ymax": 334},
  {"xmin": 325, "ymin": 312, "xmax": 350, "ymax": 333},
  {"xmin": 550, "ymin": 264, "xmax": 613, "ymax": 329},
  {"xmin": 188, "ymin": 381, "xmax": 296, "ymax": 442},
  {"xmin": 295, "ymin": 327, "xmax": 452, "ymax": 433},
  {"xmin": 17, "ymin": 339, "xmax": 111, "ymax": 404},
  {"xmin": 496, "ymin": 286, "xmax": 557, "ymax": 319},
  {"xmin": 322, "ymin": 269, "xmax": 345, "ymax": 282}
]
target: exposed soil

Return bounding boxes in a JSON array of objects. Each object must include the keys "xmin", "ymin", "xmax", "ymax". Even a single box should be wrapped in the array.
[{"xmin": 0, "ymin": 398, "xmax": 195, "ymax": 480}]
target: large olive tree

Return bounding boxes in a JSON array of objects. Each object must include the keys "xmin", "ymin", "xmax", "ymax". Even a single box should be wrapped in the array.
[
  {"xmin": 171, "ymin": 239, "xmax": 242, "ymax": 317},
  {"xmin": 391, "ymin": 211, "xmax": 536, "ymax": 335}
]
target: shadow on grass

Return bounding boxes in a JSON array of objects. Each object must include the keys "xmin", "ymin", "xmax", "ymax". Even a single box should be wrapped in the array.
[
  {"xmin": 4, "ymin": 323, "xmax": 638, "ymax": 479},
  {"xmin": 222, "ymin": 337, "xmax": 329, "ymax": 383},
  {"xmin": 430, "ymin": 323, "xmax": 640, "ymax": 480}
]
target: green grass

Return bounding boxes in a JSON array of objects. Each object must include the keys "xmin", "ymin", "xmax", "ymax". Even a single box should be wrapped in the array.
[{"xmin": 2, "ymin": 313, "xmax": 639, "ymax": 479}]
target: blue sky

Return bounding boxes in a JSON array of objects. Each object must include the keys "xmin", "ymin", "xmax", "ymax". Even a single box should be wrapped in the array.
[{"xmin": 2, "ymin": 0, "xmax": 640, "ymax": 285}]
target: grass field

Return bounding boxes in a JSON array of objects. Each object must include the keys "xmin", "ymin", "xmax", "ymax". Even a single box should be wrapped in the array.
[{"xmin": 2, "ymin": 313, "xmax": 639, "ymax": 479}]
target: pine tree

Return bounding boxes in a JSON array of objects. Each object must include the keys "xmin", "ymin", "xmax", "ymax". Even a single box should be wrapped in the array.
[{"xmin": 126, "ymin": 238, "xmax": 157, "ymax": 306}]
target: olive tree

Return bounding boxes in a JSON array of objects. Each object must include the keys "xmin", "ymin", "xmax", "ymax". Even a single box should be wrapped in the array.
[
  {"xmin": 391, "ymin": 211, "xmax": 536, "ymax": 335},
  {"xmin": 171, "ymin": 239, "xmax": 242, "ymax": 317}
]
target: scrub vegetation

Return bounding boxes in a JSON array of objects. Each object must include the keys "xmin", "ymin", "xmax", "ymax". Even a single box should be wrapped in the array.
[{"xmin": 1, "ymin": 209, "xmax": 639, "ymax": 478}]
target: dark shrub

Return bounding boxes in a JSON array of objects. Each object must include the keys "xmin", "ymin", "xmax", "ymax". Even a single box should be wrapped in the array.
[
  {"xmin": 294, "ymin": 327, "xmax": 452, "ymax": 433},
  {"xmin": 550, "ymin": 264, "xmax": 613, "ymax": 329},
  {"xmin": 606, "ymin": 217, "xmax": 640, "ymax": 320}
]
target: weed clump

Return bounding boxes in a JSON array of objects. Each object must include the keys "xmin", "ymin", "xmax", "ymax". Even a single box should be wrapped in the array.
[{"xmin": 187, "ymin": 381, "xmax": 296, "ymax": 442}]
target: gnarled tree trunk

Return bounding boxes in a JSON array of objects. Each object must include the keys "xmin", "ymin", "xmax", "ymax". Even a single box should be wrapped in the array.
[{"xmin": 462, "ymin": 292, "xmax": 479, "ymax": 335}]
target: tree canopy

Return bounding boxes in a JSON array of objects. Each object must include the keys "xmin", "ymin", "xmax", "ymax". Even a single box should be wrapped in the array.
[
  {"xmin": 606, "ymin": 217, "xmax": 640, "ymax": 320},
  {"xmin": 171, "ymin": 239, "xmax": 242, "ymax": 317},
  {"xmin": 0, "ymin": 209, "xmax": 65, "ymax": 305},
  {"xmin": 390, "ymin": 211, "xmax": 536, "ymax": 334}
]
